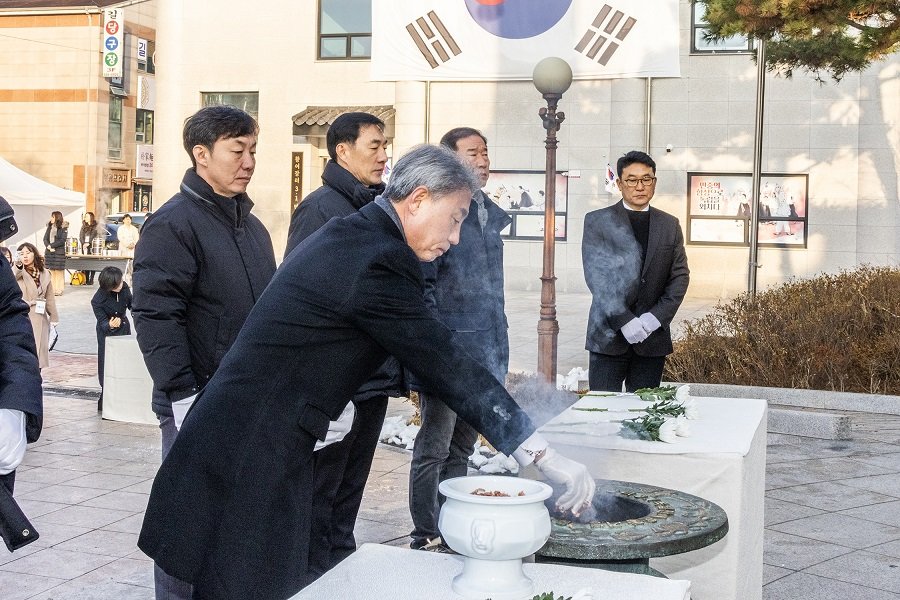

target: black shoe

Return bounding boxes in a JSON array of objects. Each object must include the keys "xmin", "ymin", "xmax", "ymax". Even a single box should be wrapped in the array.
[
  {"xmin": 413, "ymin": 536, "xmax": 456, "ymax": 554},
  {"xmin": 409, "ymin": 537, "xmax": 429, "ymax": 550}
]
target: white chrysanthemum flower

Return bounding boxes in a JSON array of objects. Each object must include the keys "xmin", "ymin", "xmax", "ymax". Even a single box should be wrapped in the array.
[
  {"xmin": 675, "ymin": 384, "xmax": 691, "ymax": 403},
  {"xmin": 658, "ymin": 418, "xmax": 678, "ymax": 443},
  {"xmin": 680, "ymin": 397, "xmax": 700, "ymax": 420},
  {"xmin": 674, "ymin": 416, "xmax": 692, "ymax": 437}
]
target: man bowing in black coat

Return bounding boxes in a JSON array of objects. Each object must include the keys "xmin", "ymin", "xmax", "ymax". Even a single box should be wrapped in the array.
[{"xmin": 138, "ymin": 144, "xmax": 596, "ymax": 600}]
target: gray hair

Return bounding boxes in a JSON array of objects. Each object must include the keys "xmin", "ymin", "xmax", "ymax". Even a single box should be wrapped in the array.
[{"xmin": 384, "ymin": 144, "xmax": 479, "ymax": 202}]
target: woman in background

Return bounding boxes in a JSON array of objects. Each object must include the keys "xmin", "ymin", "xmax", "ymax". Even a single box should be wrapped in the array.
[
  {"xmin": 91, "ymin": 266, "xmax": 132, "ymax": 411},
  {"xmin": 42, "ymin": 210, "xmax": 67, "ymax": 295},
  {"xmin": 116, "ymin": 213, "xmax": 140, "ymax": 257},
  {"xmin": 79, "ymin": 212, "xmax": 100, "ymax": 284},
  {"xmin": 0, "ymin": 246, "xmax": 12, "ymax": 265},
  {"xmin": 13, "ymin": 242, "xmax": 59, "ymax": 369},
  {"xmin": 116, "ymin": 213, "xmax": 140, "ymax": 286}
]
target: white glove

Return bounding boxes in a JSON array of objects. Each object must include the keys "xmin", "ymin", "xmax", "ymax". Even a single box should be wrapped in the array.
[
  {"xmin": 535, "ymin": 448, "xmax": 596, "ymax": 516},
  {"xmin": 315, "ymin": 402, "xmax": 356, "ymax": 451},
  {"xmin": 620, "ymin": 317, "xmax": 649, "ymax": 344},
  {"xmin": 638, "ymin": 312, "xmax": 661, "ymax": 334},
  {"xmin": 0, "ymin": 409, "xmax": 27, "ymax": 475},
  {"xmin": 171, "ymin": 394, "xmax": 197, "ymax": 431}
]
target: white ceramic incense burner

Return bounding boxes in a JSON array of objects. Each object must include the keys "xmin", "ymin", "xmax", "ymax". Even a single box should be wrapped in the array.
[{"xmin": 438, "ymin": 475, "xmax": 553, "ymax": 600}]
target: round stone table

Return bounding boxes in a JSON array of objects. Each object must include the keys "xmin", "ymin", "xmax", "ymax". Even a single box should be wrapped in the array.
[{"xmin": 536, "ymin": 478, "xmax": 729, "ymax": 577}]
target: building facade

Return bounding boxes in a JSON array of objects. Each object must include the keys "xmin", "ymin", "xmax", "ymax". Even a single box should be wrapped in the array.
[
  {"xmin": 0, "ymin": 0, "xmax": 156, "ymax": 219},
  {"xmin": 7, "ymin": 0, "xmax": 899, "ymax": 297}
]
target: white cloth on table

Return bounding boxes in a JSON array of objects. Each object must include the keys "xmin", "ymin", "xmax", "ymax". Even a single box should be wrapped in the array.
[
  {"xmin": 533, "ymin": 395, "xmax": 767, "ymax": 600},
  {"xmin": 289, "ymin": 543, "xmax": 691, "ymax": 600},
  {"xmin": 541, "ymin": 394, "xmax": 762, "ymax": 455}
]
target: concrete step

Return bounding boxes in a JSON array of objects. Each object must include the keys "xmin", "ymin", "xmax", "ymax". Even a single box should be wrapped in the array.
[
  {"xmin": 768, "ymin": 405, "xmax": 852, "ymax": 440},
  {"xmin": 685, "ymin": 382, "xmax": 900, "ymax": 416},
  {"xmin": 673, "ymin": 382, "xmax": 899, "ymax": 440}
]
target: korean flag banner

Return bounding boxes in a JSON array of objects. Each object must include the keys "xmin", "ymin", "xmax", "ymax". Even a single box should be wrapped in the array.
[{"xmin": 371, "ymin": 0, "xmax": 680, "ymax": 81}]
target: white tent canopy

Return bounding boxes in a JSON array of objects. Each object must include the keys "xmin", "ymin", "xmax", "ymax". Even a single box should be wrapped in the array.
[{"xmin": 0, "ymin": 156, "xmax": 84, "ymax": 247}]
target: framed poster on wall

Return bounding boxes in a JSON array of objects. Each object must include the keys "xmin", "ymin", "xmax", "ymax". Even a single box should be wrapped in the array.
[
  {"xmin": 687, "ymin": 172, "xmax": 808, "ymax": 247},
  {"xmin": 483, "ymin": 170, "xmax": 568, "ymax": 240}
]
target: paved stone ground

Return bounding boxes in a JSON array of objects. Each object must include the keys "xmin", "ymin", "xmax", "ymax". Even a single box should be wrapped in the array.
[{"xmin": 2, "ymin": 283, "xmax": 898, "ymax": 599}]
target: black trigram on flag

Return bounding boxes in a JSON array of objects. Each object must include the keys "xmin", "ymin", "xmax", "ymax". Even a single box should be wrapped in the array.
[
  {"xmin": 575, "ymin": 5, "xmax": 637, "ymax": 66},
  {"xmin": 406, "ymin": 11, "xmax": 461, "ymax": 69}
]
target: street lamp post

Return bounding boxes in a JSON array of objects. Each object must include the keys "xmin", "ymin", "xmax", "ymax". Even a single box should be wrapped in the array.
[{"xmin": 532, "ymin": 57, "xmax": 573, "ymax": 382}]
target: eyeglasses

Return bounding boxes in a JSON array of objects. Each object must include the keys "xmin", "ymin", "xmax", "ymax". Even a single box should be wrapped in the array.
[{"xmin": 621, "ymin": 176, "xmax": 657, "ymax": 188}]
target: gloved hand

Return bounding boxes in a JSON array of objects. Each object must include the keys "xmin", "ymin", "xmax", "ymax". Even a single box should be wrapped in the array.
[
  {"xmin": 171, "ymin": 394, "xmax": 197, "ymax": 431},
  {"xmin": 620, "ymin": 317, "xmax": 649, "ymax": 344},
  {"xmin": 315, "ymin": 402, "xmax": 356, "ymax": 451},
  {"xmin": 0, "ymin": 409, "xmax": 27, "ymax": 475},
  {"xmin": 535, "ymin": 448, "xmax": 596, "ymax": 516},
  {"xmin": 638, "ymin": 312, "xmax": 661, "ymax": 334}
]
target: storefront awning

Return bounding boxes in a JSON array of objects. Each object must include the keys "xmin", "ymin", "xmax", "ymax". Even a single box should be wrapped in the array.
[{"xmin": 292, "ymin": 105, "xmax": 395, "ymax": 138}]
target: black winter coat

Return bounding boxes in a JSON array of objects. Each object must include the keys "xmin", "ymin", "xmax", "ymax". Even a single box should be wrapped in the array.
[
  {"xmin": 42, "ymin": 222, "xmax": 67, "ymax": 270},
  {"xmin": 79, "ymin": 223, "xmax": 100, "ymax": 254},
  {"xmin": 582, "ymin": 201, "xmax": 690, "ymax": 357},
  {"xmin": 428, "ymin": 191, "xmax": 510, "ymax": 379},
  {"xmin": 132, "ymin": 169, "xmax": 276, "ymax": 416},
  {"xmin": 411, "ymin": 191, "xmax": 511, "ymax": 390},
  {"xmin": 138, "ymin": 202, "xmax": 536, "ymax": 600},
  {"xmin": 0, "ymin": 254, "xmax": 42, "ymax": 441},
  {"xmin": 285, "ymin": 160, "xmax": 403, "ymax": 401},
  {"xmin": 91, "ymin": 283, "xmax": 132, "ymax": 337},
  {"xmin": 0, "ymin": 252, "xmax": 42, "ymax": 508},
  {"xmin": 285, "ymin": 160, "xmax": 385, "ymax": 254}
]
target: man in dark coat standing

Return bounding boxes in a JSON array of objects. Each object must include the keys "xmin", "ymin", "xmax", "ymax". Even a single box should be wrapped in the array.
[
  {"xmin": 138, "ymin": 144, "xmax": 595, "ymax": 600},
  {"xmin": 286, "ymin": 112, "xmax": 388, "ymax": 247},
  {"xmin": 285, "ymin": 111, "xmax": 405, "ymax": 581},
  {"xmin": 0, "ymin": 196, "xmax": 43, "ymax": 551},
  {"xmin": 132, "ymin": 105, "xmax": 276, "ymax": 600},
  {"xmin": 285, "ymin": 112, "xmax": 406, "ymax": 581},
  {"xmin": 582, "ymin": 150, "xmax": 689, "ymax": 392},
  {"xmin": 408, "ymin": 127, "xmax": 512, "ymax": 551}
]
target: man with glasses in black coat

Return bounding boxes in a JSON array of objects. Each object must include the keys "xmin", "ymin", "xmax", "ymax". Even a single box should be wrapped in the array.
[{"xmin": 582, "ymin": 150, "xmax": 690, "ymax": 392}]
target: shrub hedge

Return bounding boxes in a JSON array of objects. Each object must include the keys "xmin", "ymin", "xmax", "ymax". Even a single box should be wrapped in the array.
[{"xmin": 664, "ymin": 266, "xmax": 900, "ymax": 394}]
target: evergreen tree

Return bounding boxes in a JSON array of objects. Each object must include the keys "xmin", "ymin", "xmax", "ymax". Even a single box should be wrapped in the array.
[{"xmin": 699, "ymin": 0, "xmax": 900, "ymax": 80}]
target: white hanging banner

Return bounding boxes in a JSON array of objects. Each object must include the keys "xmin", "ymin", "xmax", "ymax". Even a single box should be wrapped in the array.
[
  {"xmin": 371, "ymin": 0, "xmax": 680, "ymax": 81},
  {"xmin": 102, "ymin": 8, "xmax": 125, "ymax": 78}
]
